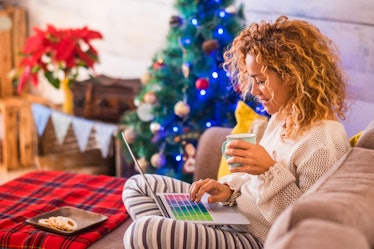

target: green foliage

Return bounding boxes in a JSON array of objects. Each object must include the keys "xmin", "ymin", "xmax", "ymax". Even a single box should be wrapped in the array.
[{"xmin": 121, "ymin": 0, "xmax": 248, "ymax": 182}]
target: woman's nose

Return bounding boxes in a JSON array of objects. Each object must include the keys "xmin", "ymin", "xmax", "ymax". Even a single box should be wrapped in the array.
[{"xmin": 250, "ymin": 82, "xmax": 260, "ymax": 96}]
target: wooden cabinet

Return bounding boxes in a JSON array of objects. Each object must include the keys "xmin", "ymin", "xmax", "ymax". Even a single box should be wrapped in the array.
[{"xmin": 71, "ymin": 75, "xmax": 141, "ymax": 123}]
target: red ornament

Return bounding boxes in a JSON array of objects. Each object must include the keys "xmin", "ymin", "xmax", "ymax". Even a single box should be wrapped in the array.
[
  {"xmin": 153, "ymin": 61, "xmax": 165, "ymax": 70},
  {"xmin": 195, "ymin": 78, "xmax": 209, "ymax": 90}
]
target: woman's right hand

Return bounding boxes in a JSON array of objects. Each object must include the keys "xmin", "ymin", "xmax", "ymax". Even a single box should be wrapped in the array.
[{"xmin": 189, "ymin": 178, "xmax": 233, "ymax": 203}]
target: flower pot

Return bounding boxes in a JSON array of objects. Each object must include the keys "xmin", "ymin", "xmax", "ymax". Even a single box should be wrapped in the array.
[{"xmin": 62, "ymin": 78, "xmax": 73, "ymax": 114}]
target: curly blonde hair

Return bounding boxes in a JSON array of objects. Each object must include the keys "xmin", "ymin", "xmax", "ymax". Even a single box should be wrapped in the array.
[{"xmin": 223, "ymin": 16, "xmax": 348, "ymax": 139}]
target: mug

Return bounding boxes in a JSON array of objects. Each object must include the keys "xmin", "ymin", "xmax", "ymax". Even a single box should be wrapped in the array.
[{"xmin": 221, "ymin": 133, "xmax": 256, "ymax": 167}]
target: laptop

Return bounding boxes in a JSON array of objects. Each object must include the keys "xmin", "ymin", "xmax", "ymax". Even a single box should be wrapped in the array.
[{"xmin": 120, "ymin": 131, "xmax": 250, "ymax": 225}]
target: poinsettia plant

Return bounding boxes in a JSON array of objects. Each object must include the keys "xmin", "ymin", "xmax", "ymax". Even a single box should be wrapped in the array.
[{"xmin": 17, "ymin": 24, "xmax": 103, "ymax": 93}]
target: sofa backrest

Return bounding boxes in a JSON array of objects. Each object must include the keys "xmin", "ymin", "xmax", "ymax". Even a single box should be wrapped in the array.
[
  {"xmin": 355, "ymin": 120, "xmax": 374, "ymax": 149},
  {"xmin": 265, "ymin": 146, "xmax": 374, "ymax": 248}
]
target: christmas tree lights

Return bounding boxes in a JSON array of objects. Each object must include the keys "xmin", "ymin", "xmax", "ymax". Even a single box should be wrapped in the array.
[{"xmin": 121, "ymin": 0, "xmax": 264, "ymax": 182}]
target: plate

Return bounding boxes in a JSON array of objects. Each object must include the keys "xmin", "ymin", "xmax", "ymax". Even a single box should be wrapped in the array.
[{"xmin": 26, "ymin": 206, "xmax": 108, "ymax": 236}]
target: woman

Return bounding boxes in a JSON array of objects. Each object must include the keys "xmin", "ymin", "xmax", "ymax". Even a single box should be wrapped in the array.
[{"xmin": 122, "ymin": 16, "xmax": 351, "ymax": 248}]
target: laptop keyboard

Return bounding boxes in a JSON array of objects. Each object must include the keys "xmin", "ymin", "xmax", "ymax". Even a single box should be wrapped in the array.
[{"xmin": 164, "ymin": 194, "xmax": 213, "ymax": 221}]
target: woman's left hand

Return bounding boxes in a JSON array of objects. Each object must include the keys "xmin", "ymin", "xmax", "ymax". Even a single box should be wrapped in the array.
[{"xmin": 224, "ymin": 140, "xmax": 276, "ymax": 175}]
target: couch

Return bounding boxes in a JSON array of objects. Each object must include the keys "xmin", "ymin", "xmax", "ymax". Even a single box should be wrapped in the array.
[
  {"xmin": 193, "ymin": 120, "xmax": 374, "ymax": 249},
  {"xmin": 92, "ymin": 119, "xmax": 374, "ymax": 248}
]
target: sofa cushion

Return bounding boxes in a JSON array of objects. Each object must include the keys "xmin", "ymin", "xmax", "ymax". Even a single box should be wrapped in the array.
[
  {"xmin": 356, "ymin": 120, "xmax": 374, "ymax": 149},
  {"xmin": 193, "ymin": 127, "xmax": 231, "ymax": 181},
  {"xmin": 265, "ymin": 147, "xmax": 374, "ymax": 247},
  {"xmin": 266, "ymin": 219, "xmax": 370, "ymax": 249}
]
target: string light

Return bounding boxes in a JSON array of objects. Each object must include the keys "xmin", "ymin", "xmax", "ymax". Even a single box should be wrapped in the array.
[
  {"xmin": 205, "ymin": 122, "xmax": 212, "ymax": 128},
  {"xmin": 191, "ymin": 18, "xmax": 198, "ymax": 25},
  {"xmin": 173, "ymin": 126, "xmax": 179, "ymax": 132},
  {"xmin": 212, "ymin": 71, "xmax": 218, "ymax": 78},
  {"xmin": 182, "ymin": 38, "xmax": 191, "ymax": 46},
  {"xmin": 175, "ymin": 155, "xmax": 182, "ymax": 161},
  {"xmin": 200, "ymin": 90, "xmax": 206, "ymax": 95},
  {"xmin": 219, "ymin": 10, "xmax": 226, "ymax": 18}
]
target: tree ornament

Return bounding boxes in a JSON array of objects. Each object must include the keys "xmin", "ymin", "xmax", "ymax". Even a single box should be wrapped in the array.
[
  {"xmin": 182, "ymin": 143, "xmax": 196, "ymax": 174},
  {"xmin": 134, "ymin": 98, "xmax": 141, "ymax": 107},
  {"xmin": 150, "ymin": 153, "xmax": 166, "ymax": 168},
  {"xmin": 144, "ymin": 91, "xmax": 157, "ymax": 104},
  {"xmin": 195, "ymin": 78, "xmax": 209, "ymax": 90},
  {"xmin": 153, "ymin": 60, "xmax": 165, "ymax": 70},
  {"xmin": 174, "ymin": 101, "xmax": 190, "ymax": 117},
  {"xmin": 137, "ymin": 103, "xmax": 154, "ymax": 121},
  {"xmin": 135, "ymin": 157, "xmax": 149, "ymax": 172},
  {"xmin": 169, "ymin": 15, "xmax": 183, "ymax": 28},
  {"xmin": 124, "ymin": 127, "xmax": 137, "ymax": 144},
  {"xmin": 181, "ymin": 62, "xmax": 190, "ymax": 78},
  {"xmin": 202, "ymin": 39, "xmax": 219, "ymax": 55},
  {"xmin": 225, "ymin": 5, "xmax": 237, "ymax": 14},
  {"xmin": 150, "ymin": 122, "xmax": 161, "ymax": 133},
  {"xmin": 141, "ymin": 72, "xmax": 152, "ymax": 84}
]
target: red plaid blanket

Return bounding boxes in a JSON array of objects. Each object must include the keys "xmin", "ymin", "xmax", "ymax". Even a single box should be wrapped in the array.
[{"xmin": 0, "ymin": 171, "xmax": 128, "ymax": 249}]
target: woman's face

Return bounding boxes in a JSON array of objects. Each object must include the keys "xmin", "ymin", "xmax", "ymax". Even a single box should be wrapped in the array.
[{"xmin": 246, "ymin": 54, "xmax": 292, "ymax": 115}]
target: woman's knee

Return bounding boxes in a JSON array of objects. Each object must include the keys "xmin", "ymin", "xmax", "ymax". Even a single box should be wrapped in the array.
[{"xmin": 124, "ymin": 216, "xmax": 166, "ymax": 249}]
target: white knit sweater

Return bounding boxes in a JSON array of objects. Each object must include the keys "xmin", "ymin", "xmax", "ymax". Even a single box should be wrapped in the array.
[{"xmin": 219, "ymin": 114, "xmax": 351, "ymax": 242}]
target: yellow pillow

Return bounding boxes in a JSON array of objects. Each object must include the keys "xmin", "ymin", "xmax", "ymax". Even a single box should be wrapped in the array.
[
  {"xmin": 350, "ymin": 131, "xmax": 363, "ymax": 147},
  {"xmin": 217, "ymin": 101, "xmax": 263, "ymax": 179}
]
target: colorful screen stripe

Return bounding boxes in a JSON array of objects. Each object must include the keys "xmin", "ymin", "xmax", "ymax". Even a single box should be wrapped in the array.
[{"xmin": 164, "ymin": 194, "xmax": 213, "ymax": 221}]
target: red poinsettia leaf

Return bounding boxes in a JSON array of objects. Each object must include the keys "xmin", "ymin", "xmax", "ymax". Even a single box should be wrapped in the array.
[
  {"xmin": 17, "ymin": 65, "xmax": 31, "ymax": 93},
  {"xmin": 76, "ymin": 26, "xmax": 103, "ymax": 41},
  {"xmin": 86, "ymin": 44, "xmax": 99, "ymax": 58},
  {"xmin": 31, "ymin": 73, "xmax": 39, "ymax": 87},
  {"xmin": 22, "ymin": 36, "xmax": 41, "ymax": 54},
  {"xmin": 55, "ymin": 37, "xmax": 76, "ymax": 62},
  {"xmin": 19, "ymin": 57, "xmax": 32, "ymax": 67},
  {"xmin": 65, "ymin": 55, "xmax": 76, "ymax": 69},
  {"xmin": 75, "ymin": 47, "xmax": 95, "ymax": 68},
  {"xmin": 45, "ymin": 24, "xmax": 59, "ymax": 37}
]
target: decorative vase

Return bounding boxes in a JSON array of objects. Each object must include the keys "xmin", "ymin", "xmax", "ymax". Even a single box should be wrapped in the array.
[{"xmin": 61, "ymin": 78, "xmax": 74, "ymax": 114}]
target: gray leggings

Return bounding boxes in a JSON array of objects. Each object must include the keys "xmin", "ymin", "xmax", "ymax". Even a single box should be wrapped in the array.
[{"xmin": 122, "ymin": 174, "xmax": 263, "ymax": 249}]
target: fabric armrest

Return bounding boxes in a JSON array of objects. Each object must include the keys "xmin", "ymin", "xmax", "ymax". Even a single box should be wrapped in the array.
[{"xmin": 193, "ymin": 127, "xmax": 231, "ymax": 181}]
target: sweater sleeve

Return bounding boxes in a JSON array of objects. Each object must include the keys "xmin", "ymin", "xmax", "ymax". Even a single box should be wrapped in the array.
[
  {"xmin": 256, "ymin": 145, "xmax": 344, "ymax": 223},
  {"xmin": 218, "ymin": 172, "xmax": 251, "ymax": 205}
]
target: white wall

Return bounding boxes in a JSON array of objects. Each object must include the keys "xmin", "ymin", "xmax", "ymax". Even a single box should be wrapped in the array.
[{"xmin": 11, "ymin": 0, "xmax": 374, "ymax": 136}]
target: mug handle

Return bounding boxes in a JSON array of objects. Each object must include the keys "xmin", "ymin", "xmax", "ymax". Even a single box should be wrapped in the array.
[
  {"xmin": 221, "ymin": 141, "xmax": 229, "ymax": 159},
  {"xmin": 221, "ymin": 140, "xmax": 242, "ymax": 167}
]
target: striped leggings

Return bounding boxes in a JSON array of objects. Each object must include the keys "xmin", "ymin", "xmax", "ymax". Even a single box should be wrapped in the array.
[{"xmin": 122, "ymin": 174, "xmax": 263, "ymax": 249}]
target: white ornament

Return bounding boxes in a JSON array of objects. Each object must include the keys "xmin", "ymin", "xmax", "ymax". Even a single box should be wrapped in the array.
[
  {"xmin": 225, "ymin": 5, "xmax": 237, "ymax": 14},
  {"xmin": 174, "ymin": 101, "xmax": 190, "ymax": 118},
  {"xmin": 124, "ymin": 127, "xmax": 137, "ymax": 143},
  {"xmin": 137, "ymin": 103, "xmax": 154, "ymax": 121},
  {"xmin": 134, "ymin": 98, "xmax": 141, "ymax": 107},
  {"xmin": 150, "ymin": 122, "xmax": 161, "ymax": 133},
  {"xmin": 136, "ymin": 157, "xmax": 149, "ymax": 172},
  {"xmin": 181, "ymin": 63, "xmax": 190, "ymax": 78},
  {"xmin": 150, "ymin": 153, "xmax": 166, "ymax": 168}
]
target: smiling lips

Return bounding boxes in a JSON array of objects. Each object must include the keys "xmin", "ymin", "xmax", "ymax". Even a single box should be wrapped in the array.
[{"xmin": 257, "ymin": 98, "xmax": 270, "ymax": 105}]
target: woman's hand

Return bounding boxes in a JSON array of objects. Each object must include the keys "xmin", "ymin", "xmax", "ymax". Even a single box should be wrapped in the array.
[
  {"xmin": 224, "ymin": 140, "xmax": 276, "ymax": 175},
  {"xmin": 189, "ymin": 178, "xmax": 233, "ymax": 203}
]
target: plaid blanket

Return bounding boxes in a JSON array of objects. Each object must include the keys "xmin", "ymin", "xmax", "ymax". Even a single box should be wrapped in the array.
[{"xmin": 0, "ymin": 171, "xmax": 128, "ymax": 249}]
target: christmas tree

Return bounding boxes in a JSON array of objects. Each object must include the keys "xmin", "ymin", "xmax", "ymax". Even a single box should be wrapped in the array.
[{"xmin": 122, "ymin": 0, "xmax": 262, "ymax": 182}]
